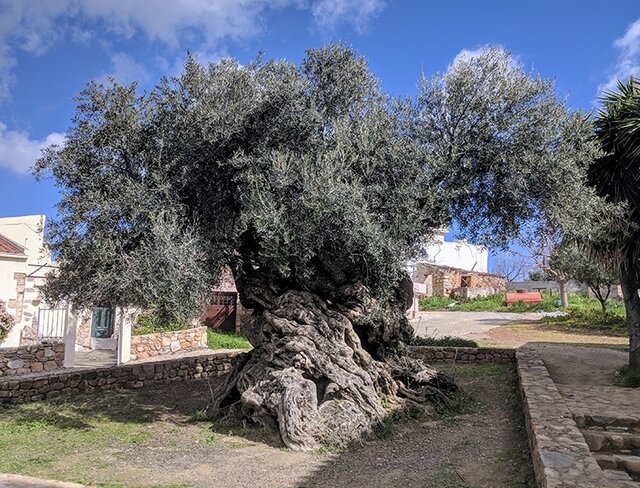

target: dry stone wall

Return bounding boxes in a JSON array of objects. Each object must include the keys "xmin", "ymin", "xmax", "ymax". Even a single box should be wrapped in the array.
[
  {"xmin": 0, "ymin": 350, "xmax": 242, "ymax": 404},
  {"xmin": 409, "ymin": 346, "xmax": 515, "ymax": 363},
  {"xmin": 130, "ymin": 326, "xmax": 208, "ymax": 360},
  {"xmin": 0, "ymin": 341, "xmax": 64, "ymax": 377}
]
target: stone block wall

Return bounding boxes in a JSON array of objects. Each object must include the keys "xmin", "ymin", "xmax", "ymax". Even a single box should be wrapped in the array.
[
  {"xmin": 0, "ymin": 341, "xmax": 64, "ymax": 377},
  {"xmin": 409, "ymin": 346, "xmax": 515, "ymax": 363},
  {"xmin": 130, "ymin": 326, "xmax": 208, "ymax": 360},
  {"xmin": 0, "ymin": 350, "xmax": 241, "ymax": 404}
]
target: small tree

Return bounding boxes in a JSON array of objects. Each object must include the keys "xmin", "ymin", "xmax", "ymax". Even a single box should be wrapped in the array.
[
  {"xmin": 493, "ymin": 252, "xmax": 529, "ymax": 282},
  {"xmin": 0, "ymin": 299, "xmax": 15, "ymax": 344},
  {"xmin": 551, "ymin": 244, "xmax": 618, "ymax": 315}
]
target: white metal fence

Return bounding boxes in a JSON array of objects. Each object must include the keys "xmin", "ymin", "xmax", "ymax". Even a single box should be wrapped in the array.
[{"xmin": 37, "ymin": 307, "xmax": 68, "ymax": 340}]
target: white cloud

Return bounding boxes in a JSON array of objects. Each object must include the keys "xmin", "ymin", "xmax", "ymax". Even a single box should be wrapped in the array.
[
  {"xmin": 312, "ymin": 0, "xmax": 385, "ymax": 33},
  {"xmin": 0, "ymin": 123, "xmax": 65, "ymax": 175},
  {"xmin": 450, "ymin": 44, "xmax": 522, "ymax": 70},
  {"xmin": 0, "ymin": 0, "xmax": 385, "ymax": 102},
  {"xmin": 597, "ymin": 18, "xmax": 640, "ymax": 100},
  {"xmin": 96, "ymin": 52, "xmax": 151, "ymax": 85}
]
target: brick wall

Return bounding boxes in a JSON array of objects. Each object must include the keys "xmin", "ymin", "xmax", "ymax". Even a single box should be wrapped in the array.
[
  {"xmin": 0, "ymin": 350, "xmax": 242, "ymax": 404},
  {"xmin": 0, "ymin": 341, "xmax": 64, "ymax": 377},
  {"xmin": 130, "ymin": 326, "xmax": 208, "ymax": 360}
]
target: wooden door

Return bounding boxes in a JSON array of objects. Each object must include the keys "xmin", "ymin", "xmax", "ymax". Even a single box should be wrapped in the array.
[{"xmin": 202, "ymin": 292, "xmax": 237, "ymax": 332}]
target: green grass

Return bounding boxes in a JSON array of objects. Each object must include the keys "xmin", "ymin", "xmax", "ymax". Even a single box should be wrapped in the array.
[
  {"xmin": 0, "ymin": 395, "xmax": 155, "ymax": 484},
  {"xmin": 207, "ymin": 329, "xmax": 251, "ymax": 350},
  {"xmin": 419, "ymin": 292, "xmax": 627, "ymax": 315},
  {"xmin": 409, "ymin": 335, "xmax": 479, "ymax": 348},
  {"xmin": 541, "ymin": 308, "xmax": 627, "ymax": 336}
]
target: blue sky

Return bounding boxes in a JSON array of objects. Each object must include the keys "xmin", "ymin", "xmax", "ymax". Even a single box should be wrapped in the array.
[{"xmin": 0, "ymin": 0, "xmax": 639, "ymax": 271}]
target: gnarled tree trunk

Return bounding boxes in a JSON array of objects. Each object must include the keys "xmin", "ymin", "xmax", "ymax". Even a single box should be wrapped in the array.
[
  {"xmin": 621, "ymin": 265, "xmax": 640, "ymax": 371},
  {"xmin": 211, "ymin": 256, "xmax": 456, "ymax": 451}
]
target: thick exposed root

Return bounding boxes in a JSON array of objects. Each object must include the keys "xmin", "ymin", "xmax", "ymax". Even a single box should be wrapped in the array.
[{"xmin": 211, "ymin": 289, "xmax": 456, "ymax": 451}]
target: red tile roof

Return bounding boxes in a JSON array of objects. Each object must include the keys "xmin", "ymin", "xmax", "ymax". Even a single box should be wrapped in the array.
[{"xmin": 0, "ymin": 233, "xmax": 26, "ymax": 255}]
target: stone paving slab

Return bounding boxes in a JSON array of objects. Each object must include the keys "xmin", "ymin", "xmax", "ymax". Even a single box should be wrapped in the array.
[
  {"xmin": 0, "ymin": 473, "xmax": 89, "ymax": 488},
  {"xmin": 558, "ymin": 384, "xmax": 640, "ymax": 430}
]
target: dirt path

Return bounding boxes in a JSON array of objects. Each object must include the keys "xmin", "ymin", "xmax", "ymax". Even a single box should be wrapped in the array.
[
  {"xmin": 410, "ymin": 311, "xmax": 541, "ymax": 340},
  {"xmin": 534, "ymin": 343, "xmax": 627, "ymax": 386}
]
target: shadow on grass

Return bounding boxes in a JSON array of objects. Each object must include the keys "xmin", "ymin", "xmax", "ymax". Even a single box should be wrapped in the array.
[{"xmin": 0, "ymin": 377, "xmax": 229, "ymax": 432}]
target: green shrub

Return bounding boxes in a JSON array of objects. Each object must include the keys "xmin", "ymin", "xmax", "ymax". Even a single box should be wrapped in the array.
[
  {"xmin": 207, "ymin": 330, "xmax": 251, "ymax": 350},
  {"xmin": 614, "ymin": 366, "xmax": 640, "ymax": 387},
  {"xmin": 409, "ymin": 335, "xmax": 479, "ymax": 348},
  {"xmin": 132, "ymin": 312, "xmax": 190, "ymax": 335},
  {"xmin": 0, "ymin": 299, "xmax": 14, "ymax": 343}
]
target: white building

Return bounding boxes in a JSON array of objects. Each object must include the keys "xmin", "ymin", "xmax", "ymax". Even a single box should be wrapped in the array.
[
  {"xmin": 408, "ymin": 228, "xmax": 488, "ymax": 275},
  {"xmin": 0, "ymin": 214, "xmax": 55, "ymax": 348}
]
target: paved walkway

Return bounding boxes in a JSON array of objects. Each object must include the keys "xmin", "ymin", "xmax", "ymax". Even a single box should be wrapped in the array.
[
  {"xmin": 536, "ymin": 343, "xmax": 640, "ymax": 485},
  {"xmin": 409, "ymin": 310, "xmax": 541, "ymax": 339}
]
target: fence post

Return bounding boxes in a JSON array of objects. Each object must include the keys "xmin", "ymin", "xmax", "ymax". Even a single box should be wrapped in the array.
[
  {"xmin": 63, "ymin": 305, "xmax": 76, "ymax": 368},
  {"xmin": 117, "ymin": 307, "xmax": 131, "ymax": 365}
]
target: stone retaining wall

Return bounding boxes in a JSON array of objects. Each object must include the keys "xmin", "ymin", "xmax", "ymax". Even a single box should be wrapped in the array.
[
  {"xmin": 516, "ymin": 347, "xmax": 607, "ymax": 487},
  {"xmin": 0, "ymin": 341, "xmax": 64, "ymax": 377},
  {"xmin": 409, "ymin": 346, "xmax": 515, "ymax": 363},
  {"xmin": 0, "ymin": 350, "xmax": 242, "ymax": 404},
  {"xmin": 130, "ymin": 326, "xmax": 208, "ymax": 360}
]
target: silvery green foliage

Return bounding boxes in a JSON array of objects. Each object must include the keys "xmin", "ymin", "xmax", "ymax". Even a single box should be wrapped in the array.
[
  {"xmin": 416, "ymin": 46, "xmax": 605, "ymax": 248},
  {"xmin": 36, "ymin": 44, "xmax": 433, "ymax": 321},
  {"xmin": 0, "ymin": 299, "xmax": 14, "ymax": 343}
]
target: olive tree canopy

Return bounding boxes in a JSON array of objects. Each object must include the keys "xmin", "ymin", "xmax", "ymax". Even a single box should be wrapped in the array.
[{"xmin": 37, "ymin": 45, "xmax": 455, "ymax": 450}]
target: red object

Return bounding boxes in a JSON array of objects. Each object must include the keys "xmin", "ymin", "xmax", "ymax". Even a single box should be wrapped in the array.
[{"xmin": 505, "ymin": 292, "xmax": 542, "ymax": 306}]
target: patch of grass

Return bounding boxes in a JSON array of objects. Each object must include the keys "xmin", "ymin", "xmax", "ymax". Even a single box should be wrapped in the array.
[
  {"xmin": 542, "ymin": 308, "xmax": 627, "ymax": 336},
  {"xmin": 410, "ymin": 335, "xmax": 478, "ymax": 347},
  {"xmin": 0, "ymin": 396, "xmax": 155, "ymax": 481},
  {"xmin": 198, "ymin": 433, "xmax": 220, "ymax": 444},
  {"xmin": 207, "ymin": 329, "xmax": 251, "ymax": 350},
  {"xmin": 614, "ymin": 365, "xmax": 640, "ymax": 387},
  {"xmin": 419, "ymin": 292, "xmax": 626, "ymax": 315},
  {"xmin": 187, "ymin": 409, "xmax": 209, "ymax": 423}
]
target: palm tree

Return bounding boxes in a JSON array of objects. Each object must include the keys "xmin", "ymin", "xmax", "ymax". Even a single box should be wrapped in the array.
[{"xmin": 590, "ymin": 78, "xmax": 640, "ymax": 369}]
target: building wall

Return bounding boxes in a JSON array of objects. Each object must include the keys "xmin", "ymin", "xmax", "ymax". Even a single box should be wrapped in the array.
[
  {"xmin": 411, "ymin": 229, "xmax": 489, "ymax": 273},
  {"xmin": 411, "ymin": 263, "xmax": 505, "ymax": 298},
  {"xmin": 0, "ymin": 215, "xmax": 52, "ymax": 348}
]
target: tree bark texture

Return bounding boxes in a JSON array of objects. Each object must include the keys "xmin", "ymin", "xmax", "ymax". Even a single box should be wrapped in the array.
[
  {"xmin": 621, "ymin": 266, "xmax": 640, "ymax": 370},
  {"xmin": 211, "ymin": 257, "xmax": 456, "ymax": 450},
  {"xmin": 558, "ymin": 279, "xmax": 569, "ymax": 308}
]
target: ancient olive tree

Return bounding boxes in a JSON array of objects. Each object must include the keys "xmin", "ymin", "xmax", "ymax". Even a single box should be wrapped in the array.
[
  {"xmin": 590, "ymin": 78, "xmax": 640, "ymax": 369},
  {"xmin": 415, "ymin": 47, "xmax": 604, "ymax": 272},
  {"xmin": 36, "ymin": 45, "xmax": 455, "ymax": 450}
]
